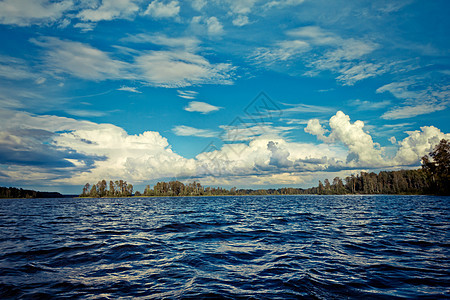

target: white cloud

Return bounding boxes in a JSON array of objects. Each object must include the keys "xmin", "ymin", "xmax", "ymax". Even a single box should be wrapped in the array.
[
  {"xmin": 382, "ymin": 103, "xmax": 447, "ymax": 120},
  {"xmin": 394, "ymin": 126, "xmax": 450, "ymax": 165},
  {"xmin": 349, "ymin": 99, "xmax": 391, "ymax": 110},
  {"xmin": 177, "ymin": 90, "xmax": 198, "ymax": 99},
  {"xmin": 0, "ymin": 109, "xmax": 196, "ymax": 184},
  {"xmin": 78, "ymin": 0, "xmax": 140, "ymax": 22},
  {"xmin": 32, "ymin": 37, "xmax": 128, "ymax": 81},
  {"xmin": 135, "ymin": 50, "xmax": 234, "ymax": 87},
  {"xmin": 190, "ymin": 16, "xmax": 224, "ymax": 37},
  {"xmin": 32, "ymin": 36, "xmax": 235, "ymax": 87},
  {"xmin": 191, "ymin": 0, "xmax": 206, "ymax": 11},
  {"xmin": 0, "ymin": 55, "xmax": 36, "ymax": 80},
  {"xmin": 251, "ymin": 26, "xmax": 386, "ymax": 85},
  {"xmin": 0, "ymin": 0, "xmax": 73, "ymax": 26},
  {"xmin": 305, "ymin": 111, "xmax": 385, "ymax": 167},
  {"xmin": 305, "ymin": 110, "xmax": 450, "ymax": 168},
  {"xmin": 65, "ymin": 109, "xmax": 107, "ymax": 117},
  {"xmin": 206, "ymin": 17, "xmax": 224, "ymax": 36},
  {"xmin": 232, "ymin": 15, "xmax": 249, "ymax": 27},
  {"xmin": 184, "ymin": 101, "xmax": 221, "ymax": 114},
  {"xmin": 144, "ymin": 0, "xmax": 180, "ymax": 18},
  {"xmin": 251, "ymin": 40, "xmax": 310, "ymax": 65},
  {"xmin": 1, "ymin": 109, "xmax": 448, "ymax": 188},
  {"xmin": 172, "ymin": 125, "xmax": 217, "ymax": 138},
  {"xmin": 35, "ymin": 77, "xmax": 46, "ymax": 85},
  {"xmin": 264, "ymin": 0, "xmax": 305, "ymax": 9},
  {"xmin": 219, "ymin": 123, "xmax": 294, "ymax": 142},
  {"xmin": 227, "ymin": 0, "xmax": 257, "ymax": 15},
  {"xmin": 117, "ymin": 86, "xmax": 141, "ymax": 93},
  {"xmin": 278, "ymin": 103, "xmax": 335, "ymax": 114},
  {"xmin": 73, "ymin": 22, "xmax": 95, "ymax": 32},
  {"xmin": 304, "ymin": 119, "xmax": 327, "ymax": 141},
  {"xmin": 378, "ymin": 77, "xmax": 450, "ymax": 119}
]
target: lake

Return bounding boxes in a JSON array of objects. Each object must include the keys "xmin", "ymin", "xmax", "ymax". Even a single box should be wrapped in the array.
[{"xmin": 0, "ymin": 195, "xmax": 449, "ymax": 299}]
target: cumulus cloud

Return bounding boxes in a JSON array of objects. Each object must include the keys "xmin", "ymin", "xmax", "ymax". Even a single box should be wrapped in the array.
[
  {"xmin": 0, "ymin": 109, "xmax": 197, "ymax": 184},
  {"xmin": 305, "ymin": 110, "xmax": 450, "ymax": 168},
  {"xmin": 393, "ymin": 126, "xmax": 450, "ymax": 165},
  {"xmin": 144, "ymin": 0, "xmax": 180, "ymax": 18},
  {"xmin": 184, "ymin": 101, "xmax": 221, "ymax": 114},
  {"xmin": 304, "ymin": 119, "xmax": 327, "ymax": 141},
  {"xmin": 306, "ymin": 111, "xmax": 385, "ymax": 167},
  {"xmin": 1, "ymin": 109, "xmax": 447, "ymax": 188},
  {"xmin": 267, "ymin": 141, "xmax": 293, "ymax": 168},
  {"xmin": 0, "ymin": 0, "xmax": 73, "ymax": 26}
]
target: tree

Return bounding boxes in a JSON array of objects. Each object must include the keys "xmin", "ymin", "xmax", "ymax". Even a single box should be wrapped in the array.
[
  {"xmin": 81, "ymin": 183, "xmax": 90, "ymax": 197},
  {"xmin": 89, "ymin": 185, "xmax": 98, "ymax": 197},
  {"xmin": 422, "ymin": 139, "xmax": 450, "ymax": 195}
]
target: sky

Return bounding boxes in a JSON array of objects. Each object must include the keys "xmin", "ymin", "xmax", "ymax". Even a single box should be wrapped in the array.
[{"xmin": 0, "ymin": 0, "xmax": 449, "ymax": 194}]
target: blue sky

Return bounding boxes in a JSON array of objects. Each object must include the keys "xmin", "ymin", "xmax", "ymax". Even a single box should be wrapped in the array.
[{"xmin": 0, "ymin": 0, "xmax": 449, "ymax": 194}]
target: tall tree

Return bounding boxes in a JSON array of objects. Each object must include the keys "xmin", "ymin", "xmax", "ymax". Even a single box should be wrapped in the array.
[{"xmin": 422, "ymin": 139, "xmax": 450, "ymax": 195}]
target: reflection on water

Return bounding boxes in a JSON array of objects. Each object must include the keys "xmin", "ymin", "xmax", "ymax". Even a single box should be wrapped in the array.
[{"xmin": 0, "ymin": 195, "xmax": 449, "ymax": 298}]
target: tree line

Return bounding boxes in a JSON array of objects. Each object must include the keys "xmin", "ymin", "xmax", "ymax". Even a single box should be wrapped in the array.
[
  {"xmin": 79, "ymin": 139, "xmax": 449, "ymax": 197},
  {"xmin": 80, "ymin": 180, "xmax": 134, "ymax": 197},
  {"xmin": 0, "ymin": 187, "xmax": 63, "ymax": 199}
]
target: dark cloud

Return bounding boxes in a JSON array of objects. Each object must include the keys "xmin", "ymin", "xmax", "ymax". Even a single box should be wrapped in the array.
[{"xmin": 0, "ymin": 128, "xmax": 104, "ymax": 169}]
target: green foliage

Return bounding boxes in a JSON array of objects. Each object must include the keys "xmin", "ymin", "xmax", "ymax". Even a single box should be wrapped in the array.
[
  {"xmin": 422, "ymin": 139, "xmax": 450, "ymax": 195},
  {"xmin": 0, "ymin": 187, "xmax": 63, "ymax": 198}
]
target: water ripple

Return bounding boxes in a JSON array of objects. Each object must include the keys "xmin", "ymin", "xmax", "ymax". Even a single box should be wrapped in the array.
[{"xmin": 0, "ymin": 195, "xmax": 449, "ymax": 299}]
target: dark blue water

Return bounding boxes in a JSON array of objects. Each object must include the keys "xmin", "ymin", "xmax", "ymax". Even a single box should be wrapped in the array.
[{"xmin": 0, "ymin": 195, "xmax": 449, "ymax": 299}]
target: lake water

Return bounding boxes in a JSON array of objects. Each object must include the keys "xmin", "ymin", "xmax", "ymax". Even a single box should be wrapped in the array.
[{"xmin": 0, "ymin": 195, "xmax": 449, "ymax": 299}]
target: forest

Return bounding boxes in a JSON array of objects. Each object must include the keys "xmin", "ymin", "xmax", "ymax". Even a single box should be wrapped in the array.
[
  {"xmin": 79, "ymin": 139, "xmax": 449, "ymax": 197},
  {"xmin": 0, "ymin": 187, "xmax": 63, "ymax": 199}
]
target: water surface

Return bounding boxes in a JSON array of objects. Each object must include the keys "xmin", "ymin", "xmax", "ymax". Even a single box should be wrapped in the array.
[{"xmin": 0, "ymin": 195, "xmax": 449, "ymax": 299}]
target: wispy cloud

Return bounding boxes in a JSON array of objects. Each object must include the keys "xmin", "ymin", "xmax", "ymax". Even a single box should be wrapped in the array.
[
  {"xmin": 177, "ymin": 90, "xmax": 198, "ymax": 99},
  {"xmin": 65, "ymin": 109, "xmax": 107, "ymax": 117},
  {"xmin": 378, "ymin": 75, "xmax": 450, "ymax": 119},
  {"xmin": 117, "ymin": 86, "xmax": 141, "ymax": 93},
  {"xmin": 31, "ymin": 36, "xmax": 236, "ymax": 88},
  {"xmin": 0, "ymin": 55, "xmax": 37, "ymax": 80},
  {"xmin": 31, "ymin": 37, "xmax": 128, "ymax": 81},
  {"xmin": 0, "ymin": 0, "xmax": 73, "ymax": 26},
  {"xmin": 348, "ymin": 99, "xmax": 391, "ymax": 110},
  {"xmin": 184, "ymin": 101, "xmax": 221, "ymax": 114},
  {"xmin": 172, "ymin": 125, "xmax": 218, "ymax": 138},
  {"xmin": 250, "ymin": 26, "xmax": 389, "ymax": 86},
  {"xmin": 277, "ymin": 103, "xmax": 335, "ymax": 114}
]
